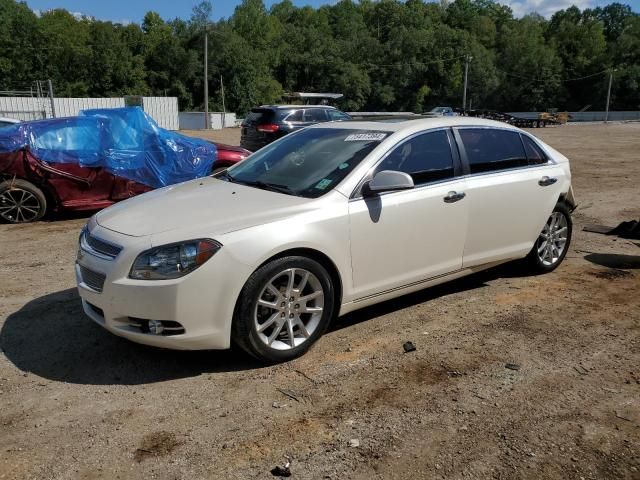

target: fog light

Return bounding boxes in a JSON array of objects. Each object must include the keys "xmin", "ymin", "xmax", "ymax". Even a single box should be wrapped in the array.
[{"xmin": 148, "ymin": 320, "xmax": 164, "ymax": 335}]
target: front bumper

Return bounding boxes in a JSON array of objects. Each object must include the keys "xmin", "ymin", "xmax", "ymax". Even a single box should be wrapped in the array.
[{"xmin": 75, "ymin": 224, "xmax": 249, "ymax": 350}]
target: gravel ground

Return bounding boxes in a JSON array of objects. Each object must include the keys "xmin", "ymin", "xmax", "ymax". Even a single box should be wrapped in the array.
[{"xmin": 1, "ymin": 123, "xmax": 639, "ymax": 480}]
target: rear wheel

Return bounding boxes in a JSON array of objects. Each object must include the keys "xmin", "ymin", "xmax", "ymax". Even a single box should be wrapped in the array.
[
  {"xmin": 232, "ymin": 256, "xmax": 335, "ymax": 363},
  {"xmin": 526, "ymin": 202, "xmax": 572, "ymax": 273},
  {"xmin": 0, "ymin": 179, "xmax": 47, "ymax": 223}
]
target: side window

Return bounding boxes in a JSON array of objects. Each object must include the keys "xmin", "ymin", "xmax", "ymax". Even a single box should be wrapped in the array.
[
  {"xmin": 303, "ymin": 109, "xmax": 327, "ymax": 122},
  {"xmin": 284, "ymin": 109, "xmax": 303, "ymax": 122},
  {"xmin": 521, "ymin": 134, "xmax": 548, "ymax": 165},
  {"xmin": 459, "ymin": 128, "xmax": 527, "ymax": 174},
  {"xmin": 328, "ymin": 110, "xmax": 350, "ymax": 121},
  {"xmin": 373, "ymin": 130, "xmax": 455, "ymax": 186}
]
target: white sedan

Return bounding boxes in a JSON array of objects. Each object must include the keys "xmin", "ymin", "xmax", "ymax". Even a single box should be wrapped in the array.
[{"xmin": 76, "ymin": 117, "xmax": 575, "ymax": 362}]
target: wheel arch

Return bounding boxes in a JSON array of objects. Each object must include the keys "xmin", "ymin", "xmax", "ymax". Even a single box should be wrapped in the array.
[
  {"xmin": 235, "ymin": 247, "xmax": 344, "ymax": 321},
  {"xmin": 558, "ymin": 185, "xmax": 577, "ymax": 211},
  {"xmin": 261, "ymin": 248, "xmax": 343, "ymax": 315}
]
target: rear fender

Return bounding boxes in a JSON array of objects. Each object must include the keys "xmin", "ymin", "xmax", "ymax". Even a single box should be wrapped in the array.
[{"xmin": 560, "ymin": 185, "xmax": 577, "ymax": 211}]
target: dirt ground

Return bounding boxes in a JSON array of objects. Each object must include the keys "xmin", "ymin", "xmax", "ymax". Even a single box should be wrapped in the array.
[{"xmin": 1, "ymin": 123, "xmax": 639, "ymax": 480}]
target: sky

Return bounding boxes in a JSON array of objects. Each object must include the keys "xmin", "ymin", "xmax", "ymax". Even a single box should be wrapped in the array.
[{"xmin": 25, "ymin": 0, "xmax": 640, "ymax": 24}]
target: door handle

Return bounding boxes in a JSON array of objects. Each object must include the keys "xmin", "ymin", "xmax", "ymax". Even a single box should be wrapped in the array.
[
  {"xmin": 538, "ymin": 176, "xmax": 558, "ymax": 186},
  {"xmin": 444, "ymin": 191, "xmax": 466, "ymax": 203}
]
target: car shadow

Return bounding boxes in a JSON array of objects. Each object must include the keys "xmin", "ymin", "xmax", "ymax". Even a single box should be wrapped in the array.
[
  {"xmin": 584, "ymin": 253, "xmax": 640, "ymax": 270},
  {"xmin": 0, "ymin": 288, "xmax": 262, "ymax": 386},
  {"xmin": 0, "ymin": 262, "xmax": 533, "ymax": 386},
  {"xmin": 330, "ymin": 261, "xmax": 528, "ymax": 333}
]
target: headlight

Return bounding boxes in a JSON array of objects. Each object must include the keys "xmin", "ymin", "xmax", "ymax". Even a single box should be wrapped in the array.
[{"xmin": 129, "ymin": 239, "xmax": 221, "ymax": 280}]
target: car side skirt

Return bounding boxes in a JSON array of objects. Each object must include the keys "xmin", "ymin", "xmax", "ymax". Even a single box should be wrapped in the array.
[{"xmin": 337, "ymin": 259, "xmax": 511, "ymax": 316}]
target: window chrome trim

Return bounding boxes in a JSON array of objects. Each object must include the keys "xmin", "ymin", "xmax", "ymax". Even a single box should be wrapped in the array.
[{"xmin": 349, "ymin": 126, "xmax": 459, "ymax": 199}]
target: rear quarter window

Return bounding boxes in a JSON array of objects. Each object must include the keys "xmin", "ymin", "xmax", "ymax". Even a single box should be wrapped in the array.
[
  {"xmin": 303, "ymin": 109, "xmax": 328, "ymax": 122},
  {"xmin": 329, "ymin": 110, "xmax": 351, "ymax": 121},
  {"xmin": 282, "ymin": 109, "xmax": 304, "ymax": 122},
  {"xmin": 244, "ymin": 109, "xmax": 275, "ymax": 124},
  {"xmin": 521, "ymin": 135, "xmax": 548, "ymax": 165},
  {"xmin": 459, "ymin": 128, "xmax": 528, "ymax": 174}
]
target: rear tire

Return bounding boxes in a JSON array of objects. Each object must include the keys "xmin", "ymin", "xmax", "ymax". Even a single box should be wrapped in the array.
[
  {"xmin": 232, "ymin": 256, "xmax": 335, "ymax": 363},
  {"xmin": 0, "ymin": 179, "xmax": 47, "ymax": 223},
  {"xmin": 525, "ymin": 202, "xmax": 572, "ymax": 273}
]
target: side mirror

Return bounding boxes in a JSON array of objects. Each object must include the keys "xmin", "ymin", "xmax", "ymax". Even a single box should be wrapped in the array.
[{"xmin": 364, "ymin": 170, "xmax": 415, "ymax": 196}]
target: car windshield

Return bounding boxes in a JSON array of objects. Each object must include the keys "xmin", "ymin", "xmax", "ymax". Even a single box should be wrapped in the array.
[{"xmin": 224, "ymin": 128, "xmax": 388, "ymax": 198}]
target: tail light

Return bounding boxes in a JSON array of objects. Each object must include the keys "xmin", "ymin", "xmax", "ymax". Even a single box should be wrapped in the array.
[{"xmin": 256, "ymin": 123, "xmax": 279, "ymax": 133}]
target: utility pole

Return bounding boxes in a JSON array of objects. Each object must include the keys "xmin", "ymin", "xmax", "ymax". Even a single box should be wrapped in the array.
[
  {"xmin": 604, "ymin": 69, "xmax": 615, "ymax": 123},
  {"xmin": 462, "ymin": 55, "xmax": 472, "ymax": 112},
  {"xmin": 47, "ymin": 79, "xmax": 56, "ymax": 118},
  {"xmin": 204, "ymin": 32, "xmax": 209, "ymax": 129},
  {"xmin": 220, "ymin": 75, "xmax": 226, "ymax": 128}
]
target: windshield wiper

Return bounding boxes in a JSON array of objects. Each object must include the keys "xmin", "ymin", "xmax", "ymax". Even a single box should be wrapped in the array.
[{"xmin": 241, "ymin": 180, "xmax": 297, "ymax": 196}]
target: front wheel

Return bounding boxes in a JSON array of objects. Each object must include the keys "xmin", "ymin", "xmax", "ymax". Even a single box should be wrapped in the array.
[
  {"xmin": 232, "ymin": 256, "xmax": 335, "ymax": 363},
  {"xmin": 525, "ymin": 202, "xmax": 572, "ymax": 273},
  {"xmin": 0, "ymin": 179, "xmax": 47, "ymax": 223}
]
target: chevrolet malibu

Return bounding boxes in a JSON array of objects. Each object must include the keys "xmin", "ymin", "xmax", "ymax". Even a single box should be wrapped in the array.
[{"xmin": 76, "ymin": 117, "xmax": 575, "ymax": 362}]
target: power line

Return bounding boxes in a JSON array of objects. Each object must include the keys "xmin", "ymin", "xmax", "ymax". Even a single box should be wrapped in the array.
[{"xmin": 497, "ymin": 67, "xmax": 610, "ymax": 84}]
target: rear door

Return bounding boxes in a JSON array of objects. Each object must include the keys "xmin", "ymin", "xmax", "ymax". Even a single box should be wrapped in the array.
[{"xmin": 456, "ymin": 128, "xmax": 566, "ymax": 267}]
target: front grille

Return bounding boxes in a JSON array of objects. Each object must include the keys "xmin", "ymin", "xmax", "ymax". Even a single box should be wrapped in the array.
[
  {"xmin": 85, "ymin": 233, "xmax": 122, "ymax": 259},
  {"xmin": 79, "ymin": 265, "xmax": 106, "ymax": 293}
]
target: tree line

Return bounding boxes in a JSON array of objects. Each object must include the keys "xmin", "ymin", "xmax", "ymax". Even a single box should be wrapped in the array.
[{"xmin": 0, "ymin": 0, "xmax": 638, "ymax": 115}]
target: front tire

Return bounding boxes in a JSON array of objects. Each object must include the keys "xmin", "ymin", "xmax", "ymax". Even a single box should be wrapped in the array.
[
  {"xmin": 0, "ymin": 179, "xmax": 47, "ymax": 223},
  {"xmin": 525, "ymin": 202, "xmax": 572, "ymax": 273},
  {"xmin": 232, "ymin": 256, "xmax": 335, "ymax": 363}
]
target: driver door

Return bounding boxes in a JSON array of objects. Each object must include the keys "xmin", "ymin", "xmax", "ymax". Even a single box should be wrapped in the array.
[{"xmin": 348, "ymin": 129, "xmax": 468, "ymax": 300}]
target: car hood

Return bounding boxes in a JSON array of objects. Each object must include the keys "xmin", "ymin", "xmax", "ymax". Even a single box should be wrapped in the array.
[{"xmin": 96, "ymin": 177, "xmax": 314, "ymax": 237}]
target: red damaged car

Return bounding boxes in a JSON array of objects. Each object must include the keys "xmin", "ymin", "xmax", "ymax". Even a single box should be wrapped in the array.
[{"xmin": 0, "ymin": 111, "xmax": 250, "ymax": 224}]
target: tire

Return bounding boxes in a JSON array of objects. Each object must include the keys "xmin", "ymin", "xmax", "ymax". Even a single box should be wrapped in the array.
[
  {"xmin": 525, "ymin": 202, "xmax": 572, "ymax": 273},
  {"xmin": 232, "ymin": 256, "xmax": 335, "ymax": 363},
  {"xmin": 0, "ymin": 179, "xmax": 47, "ymax": 224}
]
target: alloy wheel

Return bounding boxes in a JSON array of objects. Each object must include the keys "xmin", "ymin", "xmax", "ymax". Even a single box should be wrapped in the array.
[
  {"xmin": 0, "ymin": 188, "xmax": 43, "ymax": 223},
  {"xmin": 536, "ymin": 212, "xmax": 569, "ymax": 266},
  {"xmin": 254, "ymin": 268, "xmax": 325, "ymax": 350}
]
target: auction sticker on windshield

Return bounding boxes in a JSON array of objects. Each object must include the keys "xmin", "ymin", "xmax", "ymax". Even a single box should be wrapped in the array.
[{"xmin": 344, "ymin": 133, "xmax": 388, "ymax": 142}]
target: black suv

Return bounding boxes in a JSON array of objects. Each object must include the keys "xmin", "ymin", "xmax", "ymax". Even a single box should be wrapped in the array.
[{"xmin": 240, "ymin": 105, "xmax": 351, "ymax": 152}]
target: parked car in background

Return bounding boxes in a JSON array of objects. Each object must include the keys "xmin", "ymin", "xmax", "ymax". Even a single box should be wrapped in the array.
[
  {"xmin": 429, "ymin": 107, "xmax": 457, "ymax": 116},
  {"xmin": 0, "ymin": 117, "xmax": 20, "ymax": 128},
  {"xmin": 240, "ymin": 105, "xmax": 351, "ymax": 151},
  {"xmin": 76, "ymin": 117, "xmax": 575, "ymax": 363},
  {"xmin": 210, "ymin": 142, "xmax": 251, "ymax": 172},
  {"xmin": 0, "ymin": 141, "xmax": 250, "ymax": 224},
  {"xmin": 0, "ymin": 109, "xmax": 251, "ymax": 223}
]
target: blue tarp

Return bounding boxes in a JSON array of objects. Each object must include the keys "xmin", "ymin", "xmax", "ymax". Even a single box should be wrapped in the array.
[{"xmin": 0, "ymin": 107, "xmax": 216, "ymax": 188}]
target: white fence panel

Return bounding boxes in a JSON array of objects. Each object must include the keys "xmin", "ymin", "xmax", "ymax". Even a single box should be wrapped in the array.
[
  {"xmin": 142, "ymin": 97, "xmax": 179, "ymax": 130},
  {"xmin": 53, "ymin": 97, "xmax": 125, "ymax": 118},
  {"xmin": 0, "ymin": 97, "xmax": 49, "ymax": 120},
  {"xmin": 0, "ymin": 96, "xmax": 179, "ymax": 128},
  {"xmin": 178, "ymin": 112, "xmax": 238, "ymax": 130}
]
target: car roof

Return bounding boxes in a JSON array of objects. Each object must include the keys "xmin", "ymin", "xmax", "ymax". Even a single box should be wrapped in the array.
[
  {"xmin": 256, "ymin": 105, "xmax": 338, "ymax": 110},
  {"xmin": 308, "ymin": 116, "xmax": 521, "ymax": 133}
]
